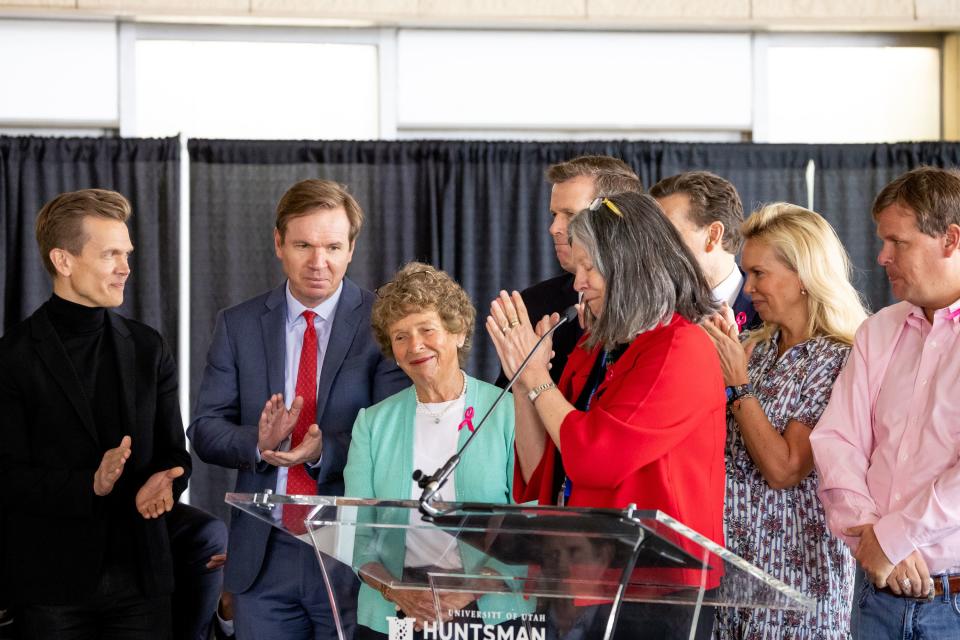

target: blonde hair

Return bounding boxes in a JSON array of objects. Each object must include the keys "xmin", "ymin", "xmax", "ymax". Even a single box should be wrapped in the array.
[{"xmin": 742, "ymin": 203, "xmax": 868, "ymax": 348}]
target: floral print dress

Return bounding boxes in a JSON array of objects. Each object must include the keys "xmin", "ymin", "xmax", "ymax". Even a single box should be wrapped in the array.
[{"xmin": 714, "ymin": 333, "xmax": 855, "ymax": 640}]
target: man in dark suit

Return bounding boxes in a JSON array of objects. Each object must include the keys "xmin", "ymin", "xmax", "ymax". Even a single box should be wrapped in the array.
[
  {"xmin": 189, "ymin": 179, "xmax": 408, "ymax": 640},
  {"xmin": 0, "ymin": 189, "xmax": 192, "ymax": 638},
  {"xmin": 496, "ymin": 155, "xmax": 643, "ymax": 387},
  {"xmin": 651, "ymin": 171, "xmax": 760, "ymax": 332}
]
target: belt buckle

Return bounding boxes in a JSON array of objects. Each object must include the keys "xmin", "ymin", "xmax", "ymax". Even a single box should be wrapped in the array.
[
  {"xmin": 908, "ymin": 591, "xmax": 936, "ymax": 603},
  {"xmin": 908, "ymin": 581, "xmax": 938, "ymax": 602}
]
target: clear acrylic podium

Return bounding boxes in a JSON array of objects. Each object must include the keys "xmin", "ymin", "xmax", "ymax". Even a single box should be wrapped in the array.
[{"xmin": 227, "ymin": 493, "xmax": 813, "ymax": 640}]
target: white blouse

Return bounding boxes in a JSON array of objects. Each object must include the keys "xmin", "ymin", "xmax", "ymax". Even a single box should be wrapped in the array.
[{"xmin": 405, "ymin": 395, "xmax": 467, "ymax": 570}]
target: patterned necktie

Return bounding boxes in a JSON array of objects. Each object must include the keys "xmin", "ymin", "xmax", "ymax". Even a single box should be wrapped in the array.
[{"xmin": 283, "ymin": 310, "xmax": 319, "ymax": 532}]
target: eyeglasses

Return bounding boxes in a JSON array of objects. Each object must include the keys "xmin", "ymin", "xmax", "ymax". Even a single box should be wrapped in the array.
[
  {"xmin": 375, "ymin": 269, "xmax": 441, "ymax": 298},
  {"xmin": 588, "ymin": 197, "xmax": 624, "ymax": 218}
]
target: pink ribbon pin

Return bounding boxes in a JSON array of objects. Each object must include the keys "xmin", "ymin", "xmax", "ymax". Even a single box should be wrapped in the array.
[
  {"xmin": 458, "ymin": 407, "xmax": 475, "ymax": 433},
  {"xmin": 735, "ymin": 312, "xmax": 748, "ymax": 332}
]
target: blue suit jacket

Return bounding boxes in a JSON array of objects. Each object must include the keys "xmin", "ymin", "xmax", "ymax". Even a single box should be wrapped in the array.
[{"xmin": 188, "ymin": 278, "xmax": 409, "ymax": 593}]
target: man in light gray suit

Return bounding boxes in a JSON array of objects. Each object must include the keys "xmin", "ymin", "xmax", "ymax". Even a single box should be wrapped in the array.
[{"xmin": 188, "ymin": 179, "xmax": 408, "ymax": 640}]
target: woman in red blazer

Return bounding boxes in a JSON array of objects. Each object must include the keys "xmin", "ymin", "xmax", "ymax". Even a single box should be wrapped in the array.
[{"xmin": 487, "ymin": 192, "xmax": 726, "ymax": 640}]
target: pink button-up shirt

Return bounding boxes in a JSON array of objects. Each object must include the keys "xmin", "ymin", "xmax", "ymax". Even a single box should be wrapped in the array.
[{"xmin": 810, "ymin": 299, "xmax": 960, "ymax": 574}]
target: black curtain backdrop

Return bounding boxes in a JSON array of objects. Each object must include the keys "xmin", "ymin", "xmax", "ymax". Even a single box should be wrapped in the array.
[
  {"xmin": 6, "ymin": 135, "xmax": 960, "ymax": 518},
  {"xmin": 0, "ymin": 136, "xmax": 180, "ymax": 345},
  {"xmin": 660, "ymin": 143, "xmax": 813, "ymax": 213},
  {"xmin": 187, "ymin": 139, "xmax": 811, "ymax": 387},
  {"xmin": 187, "ymin": 139, "xmax": 811, "ymax": 517},
  {"xmin": 813, "ymin": 143, "xmax": 960, "ymax": 312}
]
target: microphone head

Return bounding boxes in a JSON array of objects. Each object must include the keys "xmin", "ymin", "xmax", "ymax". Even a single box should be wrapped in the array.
[{"xmin": 560, "ymin": 305, "xmax": 579, "ymax": 323}]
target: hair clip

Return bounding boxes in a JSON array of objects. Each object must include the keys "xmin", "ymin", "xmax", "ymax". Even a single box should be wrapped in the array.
[{"xmin": 588, "ymin": 197, "xmax": 623, "ymax": 217}]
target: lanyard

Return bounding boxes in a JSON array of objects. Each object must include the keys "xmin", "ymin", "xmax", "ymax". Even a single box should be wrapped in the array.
[{"xmin": 559, "ymin": 350, "xmax": 611, "ymax": 506}]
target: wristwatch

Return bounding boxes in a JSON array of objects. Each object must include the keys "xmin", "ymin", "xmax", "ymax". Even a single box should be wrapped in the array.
[
  {"xmin": 725, "ymin": 383, "xmax": 754, "ymax": 406},
  {"xmin": 527, "ymin": 381, "xmax": 557, "ymax": 403}
]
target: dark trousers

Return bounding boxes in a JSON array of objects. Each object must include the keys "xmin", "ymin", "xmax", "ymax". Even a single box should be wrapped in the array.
[
  {"xmin": 612, "ymin": 600, "xmax": 716, "ymax": 640},
  {"xmin": 16, "ymin": 563, "xmax": 170, "ymax": 640},
  {"xmin": 233, "ymin": 530, "xmax": 358, "ymax": 640},
  {"xmin": 167, "ymin": 503, "xmax": 228, "ymax": 640}
]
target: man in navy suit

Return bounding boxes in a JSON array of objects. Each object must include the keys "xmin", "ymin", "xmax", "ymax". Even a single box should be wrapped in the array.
[
  {"xmin": 651, "ymin": 171, "xmax": 760, "ymax": 332},
  {"xmin": 189, "ymin": 179, "xmax": 408, "ymax": 640}
]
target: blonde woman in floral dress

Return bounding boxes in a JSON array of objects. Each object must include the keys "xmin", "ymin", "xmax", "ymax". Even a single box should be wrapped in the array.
[{"xmin": 704, "ymin": 204, "xmax": 869, "ymax": 640}]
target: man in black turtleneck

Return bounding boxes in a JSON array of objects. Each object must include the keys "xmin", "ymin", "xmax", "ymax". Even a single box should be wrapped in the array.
[{"xmin": 0, "ymin": 189, "xmax": 192, "ymax": 639}]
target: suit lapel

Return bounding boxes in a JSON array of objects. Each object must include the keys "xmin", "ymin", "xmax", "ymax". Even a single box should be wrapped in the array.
[
  {"xmin": 260, "ymin": 285, "xmax": 287, "ymax": 397},
  {"xmin": 731, "ymin": 268, "xmax": 759, "ymax": 331},
  {"xmin": 316, "ymin": 279, "xmax": 362, "ymax": 423},
  {"xmin": 108, "ymin": 313, "xmax": 138, "ymax": 443},
  {"xmin": 30, "ymin": 307, "xmax": 100, "ymax": 447}
]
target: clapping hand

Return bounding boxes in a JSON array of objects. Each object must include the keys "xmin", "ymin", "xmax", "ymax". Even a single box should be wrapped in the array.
[
  {"xmin": 258, "ymin": 389, "xmax": 322, "ymax": 467},
  {"xmin": 486, "ymin": 290, "xmax": 554, "ymax": 392},
  {"xmin": 702, "ymin": 303, "xmax": 751, "ymax": 386},
  {"xmin": 262, "ymin": 424, "xmax": 323, "ymax": 467},
  {"xmin": 135, "ymin": 466, "xmax": 184, "ymax": 519},
  {"xmin": 257, "ymin": 393, "xmax": 302, "ymax": 452},
  {"xmin": 93, "ymin": 435, "xmax": 132, "ymax": 496}
]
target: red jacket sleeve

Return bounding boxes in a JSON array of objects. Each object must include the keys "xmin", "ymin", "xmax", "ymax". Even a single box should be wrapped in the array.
[{"xmin": 560, "ymin": 322, "xmax": 724, "ymax": 491}]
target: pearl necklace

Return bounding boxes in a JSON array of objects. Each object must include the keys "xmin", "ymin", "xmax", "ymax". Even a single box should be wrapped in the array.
[{"xmin": 415, "ymin": 371, "xmax": 467, "ymax": 424}]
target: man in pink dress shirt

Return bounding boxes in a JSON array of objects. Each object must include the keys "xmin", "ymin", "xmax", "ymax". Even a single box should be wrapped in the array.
[{"xmin": 810, "ymin": 166, "xmax": 960, "ymax": 638}]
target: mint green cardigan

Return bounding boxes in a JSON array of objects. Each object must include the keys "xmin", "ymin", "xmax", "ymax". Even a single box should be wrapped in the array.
[{"xmin": 343, "ymin": 375, "xmax": 524, "ymax": 633}]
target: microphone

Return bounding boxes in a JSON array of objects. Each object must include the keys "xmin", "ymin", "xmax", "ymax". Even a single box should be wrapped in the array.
[{"xmin": 415, "ymin": 304, "xmax": 579, "ymax": 517}]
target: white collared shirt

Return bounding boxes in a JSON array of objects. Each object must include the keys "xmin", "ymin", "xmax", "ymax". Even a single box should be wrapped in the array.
[
  {"xmin": 268, "ymin": 280, "xmax": 343, "ymax": 497},
  {"xmin": 711, "ymin": 265, "xmax": 743, "ymax": 309}
]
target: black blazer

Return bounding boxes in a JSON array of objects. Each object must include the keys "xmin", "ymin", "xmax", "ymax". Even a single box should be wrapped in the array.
[{"xmin": 0, "ymin": 302, "xmax": 191, "ymax": 605}]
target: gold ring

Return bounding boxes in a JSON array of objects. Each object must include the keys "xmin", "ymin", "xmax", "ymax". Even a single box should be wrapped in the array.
[
  {"xmin": 509, "ymin": 319, "xmax": 520, "ymax": 328},
  {"xmin": 500, "ymin": 325, "xmax": 510, "ymax": 334}
]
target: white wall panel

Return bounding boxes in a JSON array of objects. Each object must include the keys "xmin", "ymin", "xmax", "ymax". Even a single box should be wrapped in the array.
[
  {"xmin": 0, "ymin": 20, "xmax": 118, "ymax": 124},
  {"xmin": 133, "ymin": 39, "xmax": 379, "ymax": 139},
  {"xmin": 397, "ymin": 30, "xmax": 752, "ymax": 131},
  {"xmin": 761, "ymin": 46, "xmax": 940, "ymax": 143}
]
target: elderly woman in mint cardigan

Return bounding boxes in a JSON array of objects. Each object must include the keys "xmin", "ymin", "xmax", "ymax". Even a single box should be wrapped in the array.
[{"xmin": 343, "ymin": 262, "xmax": 520, "ymax": 640}]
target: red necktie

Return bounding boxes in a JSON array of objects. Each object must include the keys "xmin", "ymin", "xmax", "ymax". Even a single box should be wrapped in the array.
[{"xmin": 283, "ymin": 311, "xmax": 319, "ymax": 531}]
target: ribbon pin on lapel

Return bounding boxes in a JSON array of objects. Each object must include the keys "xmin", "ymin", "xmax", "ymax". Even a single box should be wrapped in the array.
[
  {"xmin": 458, "ymin": 407, "xmax": 475, "ymax": 433},
  {"xmin": 735, "ymin": 311, "xmax": 748, "ymax": 332}
]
